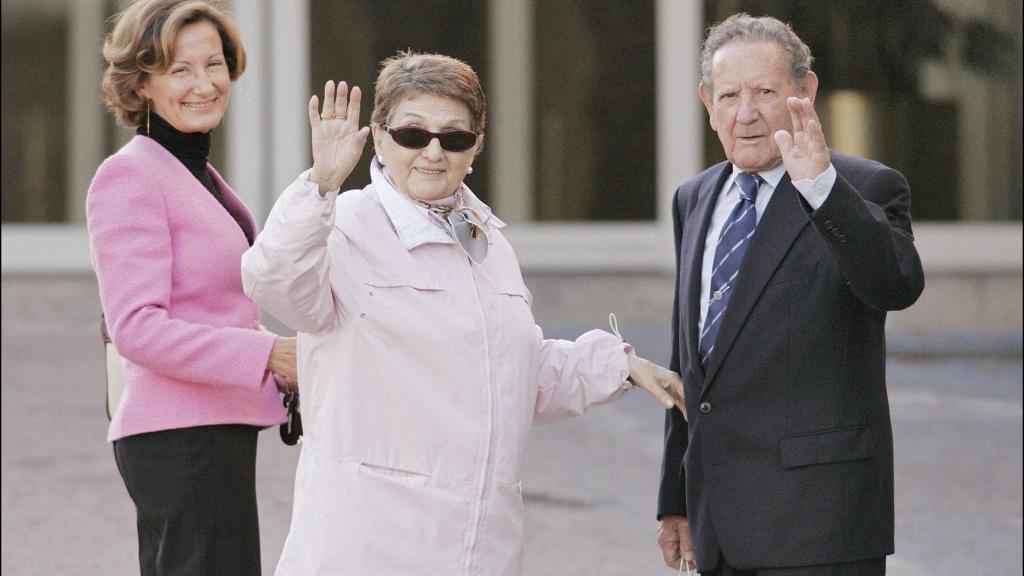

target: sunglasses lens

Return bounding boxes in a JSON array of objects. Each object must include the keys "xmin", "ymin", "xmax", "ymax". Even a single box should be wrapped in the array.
[
  {"xmin": 438, "ymin": 131, "xmax": 477, "ymax": 152},
  {"xmin": 391, "ymin": 127, "xmax": 432, "ymax": 149},
  {"xmin": 389, "ymin": 126, "xmax": 477, "ymax": 152}
]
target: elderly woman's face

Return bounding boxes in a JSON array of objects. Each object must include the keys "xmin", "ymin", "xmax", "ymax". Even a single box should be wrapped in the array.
[
  {"xmin": 141, "ymin": 20, "xmax": 230, "ymax": 133},
  {"xmin": 373, "ymin": 94, "xmax": 481, "ymax": 201}
]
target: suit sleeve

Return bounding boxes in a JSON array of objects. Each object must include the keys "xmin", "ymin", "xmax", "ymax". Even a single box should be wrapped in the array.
[
  {"xmin": 808, "ymin": 163, "xmax": 924, "ymax": 311},
  {"xmin": 658, "ymin": 187, "xmax": 689, "ymax": 519},
  {"xmin": 87, "ymin": 157, "xmax": 276, "ymax": 391}
]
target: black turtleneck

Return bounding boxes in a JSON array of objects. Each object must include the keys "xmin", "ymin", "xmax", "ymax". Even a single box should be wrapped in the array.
[{"xmin": 139, "ymin": 113, "xmax": 252, "ymax": 244}]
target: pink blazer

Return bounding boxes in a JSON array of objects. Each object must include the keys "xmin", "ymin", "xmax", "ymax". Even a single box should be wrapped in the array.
[{"xmin": 87, "ymin": 135, "xmax": 285, "ymax": 441}]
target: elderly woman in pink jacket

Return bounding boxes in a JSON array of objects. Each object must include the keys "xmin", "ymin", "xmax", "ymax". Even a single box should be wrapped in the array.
[
  {"xmin": 243, "ymin": 51, "xmax": 685, "ymax": 575},
  {"xmin": 86, "ymin": 1, "xmax": 296, "ymax": 574}
]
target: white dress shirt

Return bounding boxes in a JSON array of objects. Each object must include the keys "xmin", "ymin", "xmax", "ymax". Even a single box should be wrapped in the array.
[{"xmin": 697, "ymin": 163, "xmax": 837, "ymax": 338}]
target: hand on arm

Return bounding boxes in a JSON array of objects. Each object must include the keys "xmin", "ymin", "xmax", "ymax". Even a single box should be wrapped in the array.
[
  {"xmin": 658, "ymin": 516, "xmax": 695, "ymax": 572},
  {"xmin": 627, "ymin": 352, "xmax": 687, "ymax": 418},
  {"xmin": 273, "ymin": 373, "xmax": 298, "ymax": 394},
  {"xmin": 307, "ymin": 80, "xmax": 370, "ymax": 195},
  {"xmin": 773, "ymin": 97, "xmax": 830, "ymax": 181},
  {"xmin": 267, "ymin": 337, "xmax": 297, "ymax": 391}
]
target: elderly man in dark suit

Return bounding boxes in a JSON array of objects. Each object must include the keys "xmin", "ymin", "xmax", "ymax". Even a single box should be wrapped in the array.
[{"xmin": 656, "ymin": 13, "xmax": 925, "ymax": 576}]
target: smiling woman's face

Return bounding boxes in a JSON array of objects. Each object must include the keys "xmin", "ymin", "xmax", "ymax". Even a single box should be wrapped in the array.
[
  {"xmin": 373, "ymin": 93, "xmax": 482, "ymax": 201},
  {"xmin": 141, "ymin": 20, "xmax": 231, "ymax": 133}
]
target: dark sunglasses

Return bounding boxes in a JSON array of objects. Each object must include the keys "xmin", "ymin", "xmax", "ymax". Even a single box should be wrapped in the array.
[{"xmin": 383, "ymin": 124, "xmax": 478, "ymax": 152}]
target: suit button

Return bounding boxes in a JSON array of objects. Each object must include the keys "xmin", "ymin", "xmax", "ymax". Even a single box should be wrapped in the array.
[
  {"xmin": 824, "ymin": 219, "xmax": 834, "ymax": 230},
  {"xmin": 838, "ymin": 234, "xmax": 848, "ymax": 243},
  {"xmin": 699, "ymin": 401, "xmax": 713, "ymax": 414}
]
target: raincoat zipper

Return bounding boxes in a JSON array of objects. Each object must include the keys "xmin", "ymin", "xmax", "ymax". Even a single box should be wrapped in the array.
[{"xmin": 463, "ymin": 256, "xmax": 496, "ymax": 575}]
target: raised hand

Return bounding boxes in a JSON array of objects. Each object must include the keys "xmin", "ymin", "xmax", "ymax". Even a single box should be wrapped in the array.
[
  {"xmin": 308, "ymin": 80, "xmax": 370, "ymax": 194},
  {"xmin": 628, "ymin": 352, "xmax": 687, "ymax": 418},
  {"xmin": 773, "ymin": 96, "xmax": 830, "ymax": 181}
]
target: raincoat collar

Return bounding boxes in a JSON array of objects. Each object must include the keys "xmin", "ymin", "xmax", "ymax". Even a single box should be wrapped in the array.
[{"xmin": 371, "ymin": 157, "xmax": 505, "ymax": 252}]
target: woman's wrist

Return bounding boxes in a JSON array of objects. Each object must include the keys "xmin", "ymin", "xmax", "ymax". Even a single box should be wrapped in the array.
[
  {"xmin": 308, "ymin": 167, "xmax": 338, "ymax": 196},
  {"xmin": 268, "ymin": 337, "xmax": 298, "ymax": 380},
  {"xmin": 267, "ymin": 338, "xmax": 282, "ymax": 373}
]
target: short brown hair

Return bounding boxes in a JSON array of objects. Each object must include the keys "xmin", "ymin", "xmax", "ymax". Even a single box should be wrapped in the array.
[
  {"xmin": 371, "ymin": 51, "xmax": 486, "ymax": 135},
  {"xmin": 101, "ymin": 0, "xmax": 246, "ymax": 127}
]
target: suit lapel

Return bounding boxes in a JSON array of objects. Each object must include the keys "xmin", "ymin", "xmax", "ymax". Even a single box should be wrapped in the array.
[
  {"xmin": 680, "ymin": 164, "xmax": 732, "ymax": 382},
  {"xmin": 140, "ymin": 137, "xmax": 256, "ymax": 247},
  {"xmin": 207, "ymin": 164, "xmax": 257, "ymax": 243},
  {"xmin": 700, "ymin": 174, "xmax": 810, "ymax": 392}
]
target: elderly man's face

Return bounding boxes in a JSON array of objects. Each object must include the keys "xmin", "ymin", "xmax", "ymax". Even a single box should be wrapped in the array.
[{"xmin": 699, "ymin": 40, "xmax": 817, "ymax": 173}]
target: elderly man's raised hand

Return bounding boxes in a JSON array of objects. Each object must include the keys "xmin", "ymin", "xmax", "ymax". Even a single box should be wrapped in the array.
[
  {"xmin": 773, "ymin": 96, "xmax": 830, "ymax": 181},
  {"xmin": 308, "ymin": 80, "xmax": 370, "ymax": 195},
  {"xmin": 627, "ymin": 352, "xmax": 687, "ymax": 418}
]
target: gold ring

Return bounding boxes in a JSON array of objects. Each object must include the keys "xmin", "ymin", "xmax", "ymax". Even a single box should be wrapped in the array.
[{"xmin": 320, "ymin": 112, "xmax": 335, "ymax": 120}]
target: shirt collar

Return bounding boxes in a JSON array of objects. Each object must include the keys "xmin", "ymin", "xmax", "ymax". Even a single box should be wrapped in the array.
[
  {"xmin": 724, "ymin": 161, "xmax": 786, "ymax": 199},
  {"xmin": 370, "ymin": 157, "xmax": 505, "ymax": 251},
  {"xmin": 725, "ymin": 162, "xmax": 788, "ymax": 193}
]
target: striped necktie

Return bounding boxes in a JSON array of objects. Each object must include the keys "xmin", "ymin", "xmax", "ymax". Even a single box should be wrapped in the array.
[{"xmin": 699, "ymin": 171, "xmax": 762, "ymax": 367}]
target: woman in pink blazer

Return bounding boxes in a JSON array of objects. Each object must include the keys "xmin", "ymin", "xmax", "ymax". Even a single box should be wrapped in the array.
[{"xmin": 87, "ymin": 2, "xmax": 292, "ymax": 574}]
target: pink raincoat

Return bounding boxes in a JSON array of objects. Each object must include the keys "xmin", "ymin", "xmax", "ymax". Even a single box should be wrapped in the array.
[{"xmin": 242, "ymin": 163, "xmax": 631, "ymax": 575}]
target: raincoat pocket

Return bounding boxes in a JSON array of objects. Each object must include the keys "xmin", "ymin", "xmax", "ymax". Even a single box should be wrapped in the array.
[
  {"xmin": 359, "ymin": 267, "xmax": 447, "ymax": 347},
  {"xmin": 363, "ymin": 267, "xmax": 443, "ymax": 291},
  {"xmin": 359, "ymin": 461, "xmax": 434, "ymax": 481}
]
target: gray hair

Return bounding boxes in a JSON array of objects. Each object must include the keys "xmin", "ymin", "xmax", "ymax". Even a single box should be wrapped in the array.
[{"xmin": 700, "ymin": 13, "xmax": 814, "ymax": 91}]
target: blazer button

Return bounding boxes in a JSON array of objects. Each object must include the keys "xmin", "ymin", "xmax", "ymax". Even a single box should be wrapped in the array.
[
  {"xmin": 699, "ymin": 401, "xmax": 713, "ymax": 414},
  {"xmin": 824, "ymin": 219, "xmax": 834, "ymax": 230}
]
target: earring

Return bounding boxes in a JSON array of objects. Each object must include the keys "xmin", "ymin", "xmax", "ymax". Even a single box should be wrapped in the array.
[
  {"xmin": 146, "ymin": 102, "xmax": 151, "ymax": 136},
  {"xmin": 377, "ymin": 154, "xmax": 385, "ymax": 165},
  {"xmin": 467, "ymin": 166, "xmax": 473, "ymax": 175}
]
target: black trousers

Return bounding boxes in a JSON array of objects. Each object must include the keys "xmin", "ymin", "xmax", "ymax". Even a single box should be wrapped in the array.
[
  {"xmin": 113, "ymin": 424, "xmax": 262, "ymax": 576},
  {"xmin": 702, "ymin": 554, "xmax": 886, "ymax": 576}
]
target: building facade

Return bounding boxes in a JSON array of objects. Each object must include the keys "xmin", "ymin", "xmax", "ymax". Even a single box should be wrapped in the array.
[{"xmin": 2, "ymin": 0, "xmax": 1021, "ymax": 338}]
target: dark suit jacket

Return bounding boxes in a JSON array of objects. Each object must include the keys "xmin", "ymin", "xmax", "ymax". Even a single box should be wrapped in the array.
[{"xmin": 658, "ymin": 153, "xmax": 924, "ymax": 571}]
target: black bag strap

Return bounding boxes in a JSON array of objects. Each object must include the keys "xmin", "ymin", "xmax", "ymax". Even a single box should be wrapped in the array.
[{"xmin": 280, "ymin": 391, "xmax": 303, "ymax": 446}]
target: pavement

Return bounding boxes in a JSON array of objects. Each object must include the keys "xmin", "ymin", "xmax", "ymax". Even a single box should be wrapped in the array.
[{"xmin": 1, "ymin": 277, "xmax": 1021, "ymax": 575}]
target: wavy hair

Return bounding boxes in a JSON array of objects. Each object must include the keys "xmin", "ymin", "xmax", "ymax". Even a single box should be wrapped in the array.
[{"xmin": 101, "ymin": 0, "xmax": 246, "ymax": 127}]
